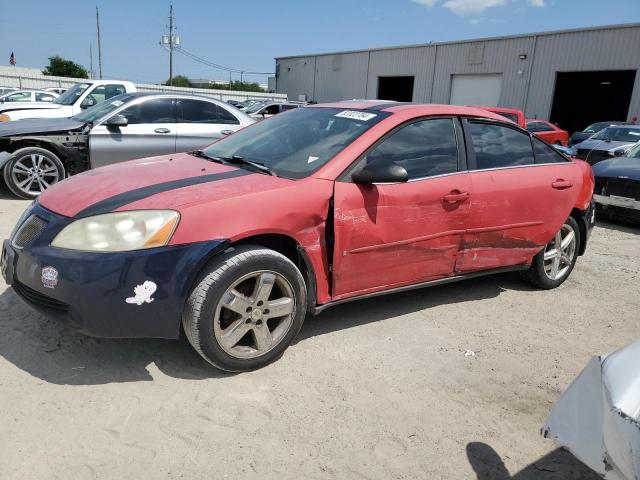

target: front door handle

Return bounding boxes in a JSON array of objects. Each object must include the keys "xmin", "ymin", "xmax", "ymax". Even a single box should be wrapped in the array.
[
  {"xmin": 551, "ymin": 179, "xmax": 573, "ymax": 190},
  {"xmin": 220, "ymin": 129, "xmax": 234, "ymax": 136},
  {"xmin": 443, "ymin": 191, "xmax": 470, "ymax": 203},
  {"xmin": 154, "ymin": 128, "xmax": 170, "ymax": 134}
]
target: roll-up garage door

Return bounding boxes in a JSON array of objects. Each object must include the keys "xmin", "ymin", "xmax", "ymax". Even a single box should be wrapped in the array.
[{"xmin": 450, "ymin": 74, "xmax": 503, "ymax": 106}]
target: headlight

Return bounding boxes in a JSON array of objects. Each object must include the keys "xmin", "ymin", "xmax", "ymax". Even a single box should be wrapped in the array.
[
  {"xmin": 51, "ymin": 210, "xmax": 180, "ymax": 252},
  {"xmin": 0, "ymin": 114, "xmax": 10, "ymax": 122}
]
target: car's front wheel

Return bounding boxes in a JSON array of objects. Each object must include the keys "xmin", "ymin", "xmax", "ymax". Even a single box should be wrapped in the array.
[
  {"xmin": 183, "ymin": 245, "xmax": 307, "ymax": 372},
  {"xmin": 522, "ymin": 216, "xmax": 580, "ymax": 289},
  {"xmin": 3, "ymin": 147, "xmax": 65, "ymax": 199}
]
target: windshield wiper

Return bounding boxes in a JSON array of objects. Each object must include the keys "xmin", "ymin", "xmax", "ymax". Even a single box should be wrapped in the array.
[{"xmin": 189, "ymin": 151, "xmax": 277, "ymax": 176}]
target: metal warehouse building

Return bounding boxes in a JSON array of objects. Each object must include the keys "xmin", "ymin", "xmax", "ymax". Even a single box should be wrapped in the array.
[{"xmin": 275, "ymin": 23, "xmax": 640, "ymax": 133}]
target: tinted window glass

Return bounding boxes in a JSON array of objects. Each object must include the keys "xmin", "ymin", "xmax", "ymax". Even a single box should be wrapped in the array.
[
  {"xmin": 527, "ymin": 121, "xmax": 552, "ymax": 132},
  {"xmin": 265, "ymin": 104, "xmax": 280, "ymax": 115},
  {"xmin": 36, "ymin": 93, "xmax": 55, "ymax": 102},
  {"xmin": 532, "ymin": 137, "xmax": 568, "ymax": 164},
  {"xmin": 120, "ymin": 98, "xmax": 175, "ymax": 124},
  {"xmin": 469, "ymin": 122, "xmax": 534, "ymax": 169},
  {"xmin": 362, "ymin": 118, "xmax": 458, "ymax": 180},
  {"xmin": 179, "ymin": 99, "xmax": 239, "ymax": 125},
  {"xmin": 281, "ymin": 104, "xmax": 298, "ymax": 111}
]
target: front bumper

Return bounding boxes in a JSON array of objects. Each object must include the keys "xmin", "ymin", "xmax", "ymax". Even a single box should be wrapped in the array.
[{"xmin": 1, "ymin": 202, "xmax": 228, "ymax": 338}]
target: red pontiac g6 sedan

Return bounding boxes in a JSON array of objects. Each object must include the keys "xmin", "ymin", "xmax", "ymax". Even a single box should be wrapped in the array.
[{"xmin": 2, "ymin": 102, "xmax": 595, "ymax": 371}]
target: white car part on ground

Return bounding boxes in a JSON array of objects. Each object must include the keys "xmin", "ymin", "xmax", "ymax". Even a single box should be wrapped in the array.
[{"xmin": 543, "ymin": 341, "xmax": 640, "ymax": 480}]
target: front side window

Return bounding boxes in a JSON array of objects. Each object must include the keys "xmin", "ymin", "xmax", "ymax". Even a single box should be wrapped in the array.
[
  {"xmin": 203, "ymin": 107, "xmax": 390, "ymax": 179},
  {"xmin": 360, "ymin": 118, "xmax": 459, "ymax": 180},
  {"xmin": 468, "ymin": 122, "xmax": 534, "ymax": 169},
  {"xmin": 532, "ymin": 137, "xmax": 569, "ymax": 164},
  {"xmin": 74, "ymin": 94, "xmax": 135, "ymax": 123},
  {"xmin": 5, "ymin": 91, "xmax": 31, "ymax": 102},
  {"xmin": 119, "ymin": 98, "xmax": 175, "ymax": 124},
  {"xmin": 36, "ymin": 93, "xmax": 56, "ymax": 102},
  {"xmin": 264, "ymin": 104, "xmax": 280, "ymax": 115}
]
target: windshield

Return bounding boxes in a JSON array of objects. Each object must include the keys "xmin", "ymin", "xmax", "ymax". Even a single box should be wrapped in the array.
[
  {"xmin": 72, "ymin": 94, "xmax": 134, "ymax": 123},
  {"xmin": 584, "ymin": 122, "xmax": 627, "ymax": 133},
  {"xmin": 53, "ymin": 83, "xmax": 91, "ymax": 106},
  {"xmin": 625, "ymin": 143, "xmax": 640, "ymax": 158},
  {"xmin": 591, "ymin": 127, "xmax": 640, "ymax": 143},
  {"xmin": 203, "ymin": 107, "xmax": 390, "ymax": 179},
  {"xmin": 244, "ymin": 102, "xmax": 266, "ymax": 114}
]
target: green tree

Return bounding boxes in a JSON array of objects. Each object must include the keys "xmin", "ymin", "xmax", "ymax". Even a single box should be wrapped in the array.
[
  {"xmin": 207, "ymin": 81, "xmax": 265, "ymax": 92},
  {"xmin": 42, "ymin": 56, "xmax": 89, "ymax": 78},
  {"xmin": 165, "ymin": 75, "xmax": 191, "ymax": 87}
]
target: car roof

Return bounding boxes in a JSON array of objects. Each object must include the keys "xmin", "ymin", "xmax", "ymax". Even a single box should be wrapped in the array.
[{"xmin": 309, "ymin": 101, "xmax": 515, "ymax": 122}]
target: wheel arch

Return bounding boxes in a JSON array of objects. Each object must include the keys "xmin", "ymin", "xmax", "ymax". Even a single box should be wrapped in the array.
[
  {"xmin": 570, "ymin": 208, "xmax": 588, "ymax": 256},
  {"xmin": 232, "ymin": 233, "xmax": 318, "ymax": 313},
  {"xmin": 3, "ymin": 139, "xmax": 69, "ymax": 173}
]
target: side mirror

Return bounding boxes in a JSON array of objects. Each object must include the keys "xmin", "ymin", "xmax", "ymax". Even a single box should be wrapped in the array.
[
  {"xmin": 613, "ymin": 148, "xmax": 626, "ymax": 157},
  {"xmin": 81, "ymin": 97, "xmax": 97, "ymax": 109},
  {"xmin": 352, "ymin": 163, "xmax": 409, "ymax": 184},
  {"xmin": 104, "ymin": 114, "xmax": 128, "ymax": 128}
]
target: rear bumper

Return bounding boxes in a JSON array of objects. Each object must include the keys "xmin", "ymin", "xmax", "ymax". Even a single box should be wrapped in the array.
[{"xmin": 2, "ymin": 203, "xmax": 228, "ymax": 338}]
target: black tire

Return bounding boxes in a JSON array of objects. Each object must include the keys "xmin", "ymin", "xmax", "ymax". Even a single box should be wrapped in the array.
[
  {"xmin": 3, "ymin": 146, "xmax": 65, "ymax": 199},
  {"xmin": 521, "ymin": 216, "xmax": 581, "ymax": 289},
  {"xmin": 182, "ymin": 245, "xmax": 307, "ymax": 372}
]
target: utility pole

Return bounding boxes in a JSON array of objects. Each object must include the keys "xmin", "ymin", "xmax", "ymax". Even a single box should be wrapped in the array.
[
  {"xmin": 160, "ymin": 3, "xmax": 179, "ymax": 86},
  {"xmin": 240, "ymin": 71, "xmax": 244, "ymax": 84},
  {"xmin": 89, "ymin": 43, "xmax": 94, "ymax": 79},
  {"xmin": 96, "ymin": 7, "xmax": 103, "ymax": 79}
]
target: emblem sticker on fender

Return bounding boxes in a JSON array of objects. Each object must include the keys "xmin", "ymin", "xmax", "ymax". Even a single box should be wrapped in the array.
[
  {"xmin": 335, "ymin": 110, "xmax": 377, "ymax": 121},
  {"xmin": 41, "ymin": 266, "xmax": 58, "ymax": 289},
  {"xmin": 126, "ymin": 281, "xmax": 157, "ymax": 306}
]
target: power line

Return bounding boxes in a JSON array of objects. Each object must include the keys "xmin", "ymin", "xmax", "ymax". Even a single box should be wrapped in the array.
[{"xmin": 174, "ymin": 46, "xmax": 274, "ymax": 76}]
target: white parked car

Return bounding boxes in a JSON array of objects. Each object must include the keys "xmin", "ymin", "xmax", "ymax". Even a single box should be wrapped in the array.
[
  {"xmin": 43, "ymin": 87, "xmax": 68, "ymax": 95},
  {"xmin": 0, "ymin": 89, "xmax": 58, "ymax": 103},
  {"xmin": 0, "ymin": 79, "xmax": 137, "ymax": 122}
]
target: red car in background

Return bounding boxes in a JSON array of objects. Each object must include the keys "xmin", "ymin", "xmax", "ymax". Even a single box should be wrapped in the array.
[
  {"xmin": 526, "ymin": 119, "xmax": 570, "ymax": 146},
  {"xmin": 475, "ymin": 106, "xmax": 526, "ymax": 128},
  {"xmin": 2, "ymin": 102, "xmax": 595, "ymax": 371}
]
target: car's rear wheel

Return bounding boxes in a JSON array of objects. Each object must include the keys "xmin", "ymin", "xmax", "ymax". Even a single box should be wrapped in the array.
[
  {"xmin": 182, "ymin": 245, "xmax": 307, "ymax": 372},
  {"xmin": 3, "ymin": 147, "xmax": 65, "ymax": 199},
  {"xmin": 522, "ymin": 217, "xmax": 580, "ymax": 289}
]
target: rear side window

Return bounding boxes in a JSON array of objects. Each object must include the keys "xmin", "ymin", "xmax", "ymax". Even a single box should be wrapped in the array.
[
  {"xmin": 362, "ymin": 118, "xmax": 459, "ymax": 180},
  {"xmin": 532, "ymin": 136, "xmax": 569, "ymax": 164},
  {"xmin": 179, "ymin": 99, "xmax": 239, "ymax": 125},
  {"xmin": 468, "ymin": 122, "xmax": 534, "ymax": 169},
  {"xmin": 36, "ymin": 93, "xmax": 56, "ymax": 102},
  {"xmin": 527, "ymin": 121, "xmax": 552, "ymax": 132},
  {"xmin": 120, "ymin": 98, "xmax": 176, "ymax": 124}
]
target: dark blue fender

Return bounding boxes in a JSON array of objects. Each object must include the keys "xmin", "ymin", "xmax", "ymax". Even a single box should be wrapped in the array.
[{"xmin": 2, "ymin": 203, "xmax": 228, "ymax": 338}]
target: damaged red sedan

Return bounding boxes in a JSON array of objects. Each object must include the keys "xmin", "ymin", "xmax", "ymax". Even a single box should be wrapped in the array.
[{"xmin": 1, "ymin": 102, "xmax": 595, "ymax": 371}]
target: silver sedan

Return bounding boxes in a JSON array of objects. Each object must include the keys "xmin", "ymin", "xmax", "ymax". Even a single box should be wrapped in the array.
[{"xmin": 0, "ymin": 92, "xmax": 255, "ymax": 198}]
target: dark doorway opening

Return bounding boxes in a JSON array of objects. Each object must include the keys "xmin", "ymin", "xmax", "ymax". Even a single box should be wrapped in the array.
[
  {"xmin": 377, "ymin": 76, "xmax": 414, "ymax": 102},
  {"xmin": 549, "ymin": 70, "xmax": 636, "ymax": 134}
]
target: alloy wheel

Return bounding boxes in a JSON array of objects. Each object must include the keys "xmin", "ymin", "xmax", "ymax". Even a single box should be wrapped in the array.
[
  {"xmin": 543, "ymin": 224, "xmax": 577, "ymax": 281},
  {"xmin": 11, "ymin": 153, "xmax": 60, "ymax": 196},
  {"xmin": 213, "ymin": 270, "xmax": 296, "ymax": 359}
]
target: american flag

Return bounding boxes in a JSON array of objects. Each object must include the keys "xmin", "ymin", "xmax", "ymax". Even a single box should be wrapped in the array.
[{"xmin": 9, "ymin": 52, "xmax": 16, "ymax": 66}]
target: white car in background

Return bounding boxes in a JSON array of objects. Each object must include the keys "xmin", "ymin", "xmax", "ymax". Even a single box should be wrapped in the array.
[
  {"xmin": 43, "ymin": 87, "xmax": 68, "ymax": 95},
  {"xmin": 0, "ymin": 89, "xmax": 58, "ymax": 103},
  {"xmin": 0, "ymin": 79, "xmax": 137, "ymax": 122},
  {"xmin": 244, "ymin": 101, "xmax": 304, "ymax": 120}
]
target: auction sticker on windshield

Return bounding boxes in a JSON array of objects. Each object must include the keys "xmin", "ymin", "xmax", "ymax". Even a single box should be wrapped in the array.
[{"xmin": 335, "ymin": 111, "xmax": 377, "ymax": 121}]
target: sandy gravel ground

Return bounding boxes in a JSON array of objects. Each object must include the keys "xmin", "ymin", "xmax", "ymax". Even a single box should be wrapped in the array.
[{"xmin": 0, "ymin": 192, "xmax": 637, "ymax": 480}]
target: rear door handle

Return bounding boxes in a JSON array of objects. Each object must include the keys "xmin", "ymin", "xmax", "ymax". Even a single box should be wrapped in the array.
[
  {"xmin": 220, "ymin": 129, "xmax": 234, "ymax": 136},
  {"xmin": 443, "ymin": 191, "xmax": 470, "ymax": 203},
  {"xmin": 154, "ymin": 128, "xmax": 171, "ymax": 134},
  {"xmin": 551, "ymin": 179, "xmax": 573, "ymax": 190}
]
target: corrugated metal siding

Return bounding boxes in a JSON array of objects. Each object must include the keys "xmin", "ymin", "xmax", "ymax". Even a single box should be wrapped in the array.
[
  {"xmin": 276, "ymin": 24, "xmax": 640, "ymax": 120},
  {"xmin": 526, "ymin": 26, "xmax": 640, "ymax": 118},
  {"xmin": 366, "ymin": 46, "xmax": 436, "ymax": 101},
  {"xmin": 430, "ymin": 36, "xmax": 535, "ymax": 107},
  {"xmin": 313, "ymin": 52, "xmax": 369, "ymax": 102}
]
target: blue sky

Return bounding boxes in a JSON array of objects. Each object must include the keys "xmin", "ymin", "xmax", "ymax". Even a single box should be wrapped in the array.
[{"xmin": 0, "ymin": 0, "xmax": 638, "ymax": 85}]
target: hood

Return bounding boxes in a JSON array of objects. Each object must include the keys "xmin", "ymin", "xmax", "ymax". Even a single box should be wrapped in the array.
[
  {"xmin": 575, "ymin": 138, "xmax": 637, "ymax": 152},
  {"xmin": 0, "ymin": 102, "xmax": 62, "ymax": 113},
  {"xmin": 0, "ymin": 117, "xmax": 86, "ymax": 137},
  {"xmin": 592, "ymin": 156, "xmax": 640, "ymax": 181},
  {"xmin": 38, "ymin": 152, "xmax": 294, "ymax": 218}
]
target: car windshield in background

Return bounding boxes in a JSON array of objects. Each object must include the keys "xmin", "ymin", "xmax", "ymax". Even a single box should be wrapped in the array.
[
  {"xmin": 53, "ymin": 83, "xmax": 91, "ymax": 106},
  {"xmin": 72, "ymin": 94, "xmax": 134, "ymax": 123},
  {"xmin": 498, "ymin": 112, "xmax": 519, "ymax": 123},
  {"xmin": 626, "ymin": 143, "xmax": 640, "ymax": 158},
  {"xmin": 591, "ymin": 127, "xmax": 640, "ymax": 142},
  {"xmin": 244, "ymin": 102, "xmax": 266, "ymax": 114},
  {"xmin": 203, "ymin": 107, "xmax": 390, "ymax": 179}
]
